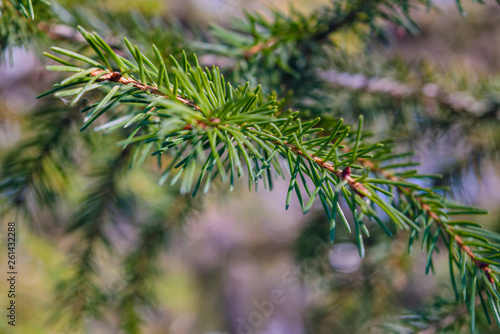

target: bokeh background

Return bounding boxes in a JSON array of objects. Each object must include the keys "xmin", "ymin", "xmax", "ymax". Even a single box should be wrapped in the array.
[{"xmin": 0, "ymin": 0, "xmax": 499, "ymax": 333}]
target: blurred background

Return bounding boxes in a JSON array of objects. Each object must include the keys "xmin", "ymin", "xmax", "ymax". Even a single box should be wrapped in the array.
[{"xmin": 0, "ymin": 0, "xmax": 499, "ymax": 333}]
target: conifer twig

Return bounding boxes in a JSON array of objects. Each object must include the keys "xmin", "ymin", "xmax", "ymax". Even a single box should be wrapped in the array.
[
  {"xmin": 89, "ymin": 69, "xmax": 201, "ymax": 110},
  {"xmin": 284, "ymin": 142, "xmax": 369, "ymax": 197},
  {"xmin": 39, "ymin": 30, "xmax": 500, "ymax": 331},
  {"xmin": 358, "ymin": 158, "xmax": 494, "ymax": 283},
  {"xmin": 90, "ymin": 69, "xmax": 369, "ymax": 196}
]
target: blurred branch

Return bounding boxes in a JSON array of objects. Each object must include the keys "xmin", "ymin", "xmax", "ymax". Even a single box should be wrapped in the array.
[
  {"xmin": 55, "ymin": 147, "xmax": 131, "ymax": 328},
  {"xmin": 319, "ymin": 69, "xmax": 497, "ymax": 118},
  {"xmin": 117, "ymin": 193, "xmax": 194, "ymax": 333},
  {"xmin": 0, "ymin": 106, "xmax": 79, "ymax": 215},
  {"xmin": 241, "ymin": 0, "xmax": 418, "ymax": 58}
]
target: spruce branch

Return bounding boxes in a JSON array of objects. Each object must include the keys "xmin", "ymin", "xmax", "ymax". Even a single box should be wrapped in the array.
[
  {"xmin": 38, "ymin": 29, "xmax": 491, "ymax": 244},
  {"xmin": 355, "ymin": 155, "xmax": 500, "ymax": 331},
  {"xmin": 283, "ymin": 141, "xmax": 370, "ymax": 197},
  {"xmin": 40, "ymin": 28, "xmax": 500, "ymax": 331},
  {"xmin": 84, "ymin": 68, "xmax": 368, "ymax": 197},
  {"xmin": 89, "ymin": 69, "xmax": 201, "ymax": 110},
  {"xmin": 194, "ymin": 0, "xmax": 500, "ymax": 141},
  {"xmin": 360, "ymin": 156, "xmax": 494, "ymax": 281},
  {"xmin": 2, "ymin": 0, "xmax": 499, "ymax": 332},
  {"xmin": 38, "ymin": 29, "xmax": 398, "ymax": 239}
]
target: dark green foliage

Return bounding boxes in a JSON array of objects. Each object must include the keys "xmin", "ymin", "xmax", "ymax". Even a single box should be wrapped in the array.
[
  {"xmin": 1, "ymin": 0, "xmax": 499, "ymax": 333},
  {"xmin": 39, "ymin": 23, "xmax": 500, "ymax": 331}
]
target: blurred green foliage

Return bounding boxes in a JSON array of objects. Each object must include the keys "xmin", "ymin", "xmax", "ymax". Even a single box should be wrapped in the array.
[{"xmin": 1, "ymin": 0, "xmax": 500, "ymax": 333}]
